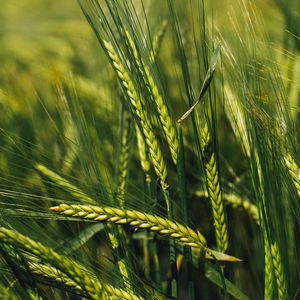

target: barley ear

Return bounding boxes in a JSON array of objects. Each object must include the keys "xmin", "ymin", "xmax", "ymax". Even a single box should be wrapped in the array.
[
  {"xmin": 264, "ymin": 235, "xmax": 275, "ymax": 300},
  {"xmin": 271, "ymin": 242, "xmax": 288, "ymax": 300},
  {"xmin": 200, "ymin": 122, "xmax": 229, "ymax": 253},
  {"xmin": 150, "ymin": 20, "xmax": 168, "ymax": 63},
  {"xmin": 115, "ymin": 112, "xmax": 132, "ymax": 207},
  {"xmin": 50, "ymin": 204, "xmax": 207, "ymax": 248},
  {"xmin": 28, "ymin": 261, "xmax": 85, "ymax": 297},
  {"xmin": 103, "ymin": 40, "xmax": 168, "ymax": 190},
  {"xmin": 135, "ymin": 125, "xmax": 151, "ymax": 183},
  {"xmin": 284, "ymin": 153, "xmax": 300, "ymax": 197},
  {"xmin": 125, "ymin": 30, "xmax": 179, "ymax": 165}
]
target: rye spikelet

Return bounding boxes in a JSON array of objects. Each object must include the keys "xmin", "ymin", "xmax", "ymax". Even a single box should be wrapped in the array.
[
  {"xmin": 103, "ymin": 40, "xmax": 168, "ymax": 189},
  {"xmin": 51, "ymin": 203, "xmax": 207, "ymax": 248},
  {"xmin": 284, "ymin": 153, "xmax": 300, "ymax": 197},
  {"xmin": 0, "ymin": 227, "xmax": 144, "ymax": 300},
  {"xmin": 200, "ymin": 123, "xmax": 229, "ymax": 253}
]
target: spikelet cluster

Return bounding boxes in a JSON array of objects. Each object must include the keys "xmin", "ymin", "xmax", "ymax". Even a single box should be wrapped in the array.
[
  {"xmin": 103, "ymin": 40, "xmax": 168, "ymax": 189},
  {"xmin": 28, "ymin": 262, "xmax": 84, "ymax": 296},
  {"xmin": 125, "ymin": 31, "xmax": 179, "ymax": 164},
  {"xmin": 271, "ymin": 242, "xmax": 288, "ymax": 300},
  {"xmin": 264, "ymin": 235, "xmax": 274, "ymax": 300},
  {"xmin": 284, "ymin": 153, "xmax": 300, "ymax": 196},
  {"xmin": 150, "ymin": 20, "xmax": 168, "ymax": 63},
  {"xmin": 51, "ymin": 203, "xmax": 207, "ymax": 248},
  {"xmin": 135, "ymin": 125, "xmax": 151, "ymax": 181},
  {"xmin": 200, "ymin": 123, "xmax": 229, "ymax": 252},
  {"xmin": 115, "ymin": 115, "xmax": 132, "ymax": 206}
]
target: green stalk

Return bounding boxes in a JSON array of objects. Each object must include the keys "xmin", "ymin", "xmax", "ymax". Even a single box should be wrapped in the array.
[
  {"xmin": 177, "ymin": 125, "xmax": 194, "ymax": 300},
  {"xmin": 110, "ymin": 109, "xmax": 134, "ymax": 293},
  {"xmin": 136, "ymin": 124, "xmax": 152, "ymax": 279}
]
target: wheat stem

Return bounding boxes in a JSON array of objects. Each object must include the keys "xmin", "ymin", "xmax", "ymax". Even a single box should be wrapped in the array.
[
  {"xmin": 136, "ymin": 126, "xmax": 153, "ymax": 278},
  {"xmin": 111, "ymin": 110, "xmax": 135, "ymax": 293}
]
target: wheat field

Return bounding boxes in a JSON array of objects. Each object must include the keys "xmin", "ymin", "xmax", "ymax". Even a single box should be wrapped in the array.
[{"xmin": 0, "ymin": 0, "xmax": 299, "ymax": 299}]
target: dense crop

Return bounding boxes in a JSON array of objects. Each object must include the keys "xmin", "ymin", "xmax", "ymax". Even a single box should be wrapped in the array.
[{"xmin": 0, "ymin": 0, "xmax": 299, "ymax": 299}]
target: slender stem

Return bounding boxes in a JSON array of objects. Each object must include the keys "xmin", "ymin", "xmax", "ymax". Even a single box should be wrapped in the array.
[
  {"xmin": 162, "ymin": 189, "xmax": 177, "ymax": 299},
  {"xmin": 177, "ymin": 125, "xmax": 194, "ymax": 300}
]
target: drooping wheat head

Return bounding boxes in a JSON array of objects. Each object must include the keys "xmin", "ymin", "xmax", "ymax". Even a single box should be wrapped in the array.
[{"xmin": 51, "ymin": 203, "xmax": 207, "ymax": 248}]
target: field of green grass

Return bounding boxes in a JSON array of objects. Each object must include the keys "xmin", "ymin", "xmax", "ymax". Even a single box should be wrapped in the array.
[{"xmin": 0, "ymin": 0, "xmax": 299, "ymax": 299}]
